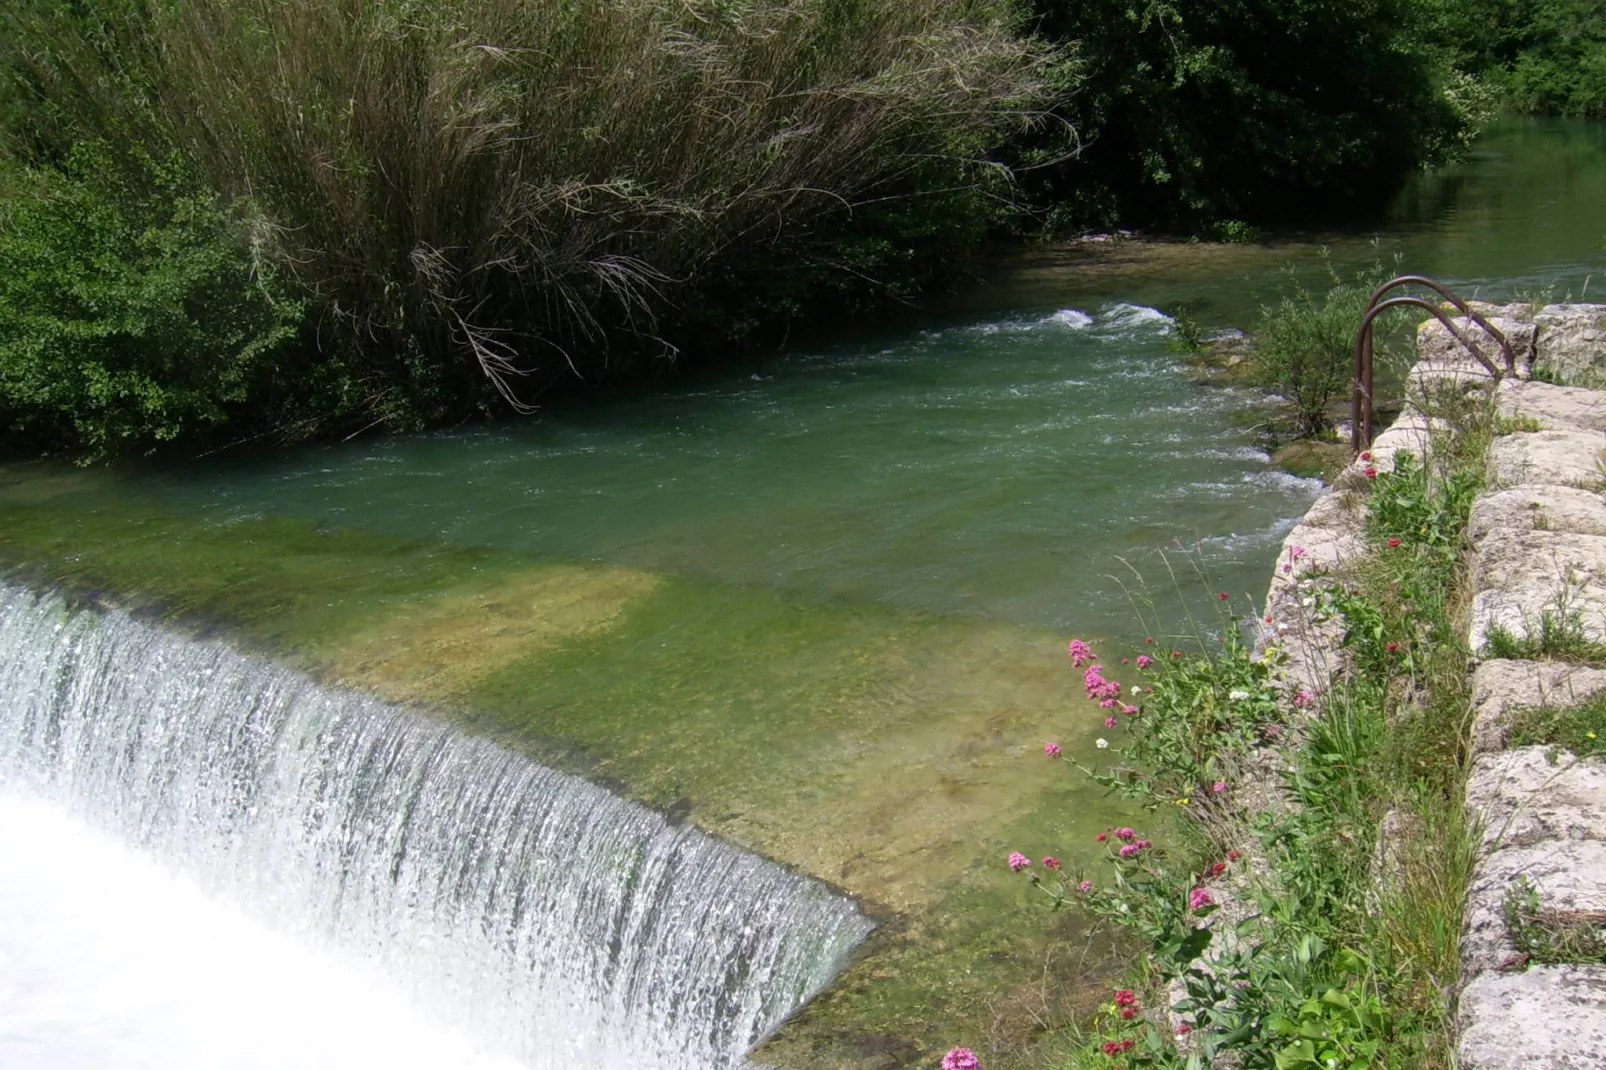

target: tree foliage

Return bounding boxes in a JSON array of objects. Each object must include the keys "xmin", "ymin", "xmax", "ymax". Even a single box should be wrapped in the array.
[
  {"xmin": 0, "ymin": 144, "xmax": 306, "ymax": 460},
  {"xmin": 1020, "ymin": 0, "xmax": 1474, "ymax": 230}
]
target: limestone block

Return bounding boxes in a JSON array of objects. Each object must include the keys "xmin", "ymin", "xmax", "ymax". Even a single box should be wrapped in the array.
[
  {"xmin": 1469, "ymin": 301, "xmax": 1539, "ymax": 323},
  {"xmin": 1469, "ymin": 486, "xmax": 1606, "ymax": 543},
  {"xmin": 1468, "ymin": 747, "xmax": 1606, "ymax": 851},
  {"xmin": 1267, "ymin": 522, "xmax": 1366, "ymax": 593},
  {"xmin": 1471, "ymin": 660, "xmax": 1606, "ymax": 754},
  {"xmin": 1534, "ymin": 303, "xmax": 1606, "ymax": 386},
  {"xmin": 1261, "ymin": 572, "xmax": 1345, "ymax": 697},
  {"xmin": 1487, "ymin": 429, "xmax": 1606, "ymax": 490},
  {"xmin": 1498, "ymin": 379, "xmax": 1606, "ymax": 433},
  {"xmin": 1468, "ymin": 529, "xmax": 1606, "ymax": 653},
  {"xmin": 1458, "ymin": 966, "xmax": 1606, "ymax": 1070},
  {"xmin": 1299, "ymin": 488, "xmax": 1366, "ymax": 531},
  {"xmin": 1417, "ymin": 316, "xmax": 1535, "ymax": 377},
  {"xmin": 1463, "ymin": 835, "xmax": 1606, "ymax": 978}
]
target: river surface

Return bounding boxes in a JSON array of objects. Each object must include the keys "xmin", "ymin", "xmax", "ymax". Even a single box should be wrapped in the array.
[
  {"xmin": 127, "ymin": 118, "xmax": 1606, "ymax": 633},
  {"xmin": 1, "ymin": 117, "xmax": 1604, "ymax": 1068}
]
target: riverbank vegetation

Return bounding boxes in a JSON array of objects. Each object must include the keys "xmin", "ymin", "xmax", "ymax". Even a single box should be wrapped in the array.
[
  {"xmin": 0, "ymin": 0, "xmax": 1587, "ymax": 461},
  {"xmin": 1012, "ymin": 388, "xmax": 1492, "ymax": 1069}
]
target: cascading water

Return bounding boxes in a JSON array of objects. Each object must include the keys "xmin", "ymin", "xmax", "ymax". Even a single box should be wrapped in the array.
[{"xmin": 0, "ymin": 583, "xmax": 873, "ymax": 1069}]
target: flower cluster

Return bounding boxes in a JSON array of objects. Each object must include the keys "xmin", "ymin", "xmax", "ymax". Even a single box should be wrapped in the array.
[
  {"xmin": 1007, "ymin": 851, "xmax": 1032, "ymax": 872},
  {"xmin": 1084, "ymin": 663, "xmax": 1123, "ymax": 706},
  {"xmin": 1101, "ymin": 1038, "xmax": 1136, "ymax": 1056},
  {"xmin": 1188, "ymin": 886, "xmax": 1214, "ymax": 911},
  {"xmin": 1114, "ymin": 988, "xmax": 1141, "ymax": 1020},
  {"xmin": 941, "ymin": 1047, "xmax": 981, "ymax": 1070},
  {"xmin": 1067, "ymin": 638, "xmax": 1095, "ymax": 667}
]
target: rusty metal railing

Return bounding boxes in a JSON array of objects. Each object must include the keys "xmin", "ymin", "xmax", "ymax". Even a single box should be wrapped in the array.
[{"xmin": 1351, "ymin": 275, "xmax": 1516, "ymax": 452}]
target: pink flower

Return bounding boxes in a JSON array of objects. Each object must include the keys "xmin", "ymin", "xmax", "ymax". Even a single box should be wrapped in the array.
[
  {"xmin": 1135, "ymin": 839, "xmax": 1152, "ymax": 849},
  {"xmin": 1135, "ymin": 654, "xmax": 1153, "ymax": 669},
  {"xmin": 1078, "ymin": 879, "xmax": 1092, "ymax": 892},
  {"xmin": 1113, "ymin": 990, "xmax": 1138, "ymax": 1007},
  {"xmin": 1293, "ymin": 688, "xmax": 1314, "ymax": 707},
  {"xmin": 1209, "ymin": 861, "xmax": 1227, "ymax": 876},
  {"xmin": 1043, "ymin": 856, "xmax": 1062, "ymax": 870},
  {"xmin": 1118, "ymin": 844, "xmax": 1142, "ymax": 857},
  {"xmin": 942, "ymin": 1047, "xmax": 982, "ymax": 1070},
  {"xmin": 1068, "ymin": 639, "xmax": 1094, "ymax": 667},
  {"xmin": 1121, "ymin": 704, "xmax": 1138, "ymax": 715},
  {"xmin": 1364, "ymin": 466, "xmax": 1378, "ymax": 479},
  {"xmin": 1044, "ymin": 742, "xmax": 1062, "ymax": 758},
  {"xmin": 1386, "ymin": 641, "xmax": 1400, "ymax": 653},
  {"xmin": 1218, "ymin": 591, "xmax": 1229, "ymax": 600},
  {"xmin": 1008, "ymin": 851, "xmax": 1031, "ymax": 872},
  {"xmin": 1100, "ymin": 698, "xmax": 1117, "ymax": 709},
  {"xmin": 1114, "ymin": 827, "xmax": 1136, "ymax": 841},
  {"xmin": 1291, "ymin": 545, "xmax": 1308, "ymax": 560},
  {"xmin": 1189, "ymin": 887, "xmax": 1214, "ymax": 910},
  {"xmin": 1120, "ymin": 1007, "xmax": 1137, "ymax": 1019},
  {"xmin": 1095, "ymin": 832, "xmax": 1107, "ymax": 842},
  {"xmin": 1360, "ymin": 450, "xmax": 1372, "ymax": 461},
  {"xmin": 1177, "ymin": 1023, "xmax": 1193, "ymax": 1036},
  {"xmin": 1172, "ymin": 649, "xmax": 1183, "ymax": 658},
  {"xmin": 1212, "ymin": 780, "xmax": 1227, "ymax": 794},
  {"xmin": 1121, "ymin": 657, "xmax": 1130, "ymax": 664},
  {"xmin": 1145, "ymin": 636, "xmax": 1155, "ymax": 644},
  {"xmin": 1228, "ymin": 849, "xmax": 1241, "ymax": 861},
  {"xmin": 1387, "ymin": 536, "xmax": 1402, "ymax": 547},
  {"xmin": 1104, "ymin": 715, "xmax": 1118, "ymax": 728}
]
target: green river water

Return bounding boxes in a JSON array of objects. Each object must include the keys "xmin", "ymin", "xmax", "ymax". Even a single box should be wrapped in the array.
[{"xmin": 2, "ymin": 118, "xmax": 1604, "ymax": 1066}]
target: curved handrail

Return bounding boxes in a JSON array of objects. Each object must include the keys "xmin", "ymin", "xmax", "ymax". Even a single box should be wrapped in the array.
[{"xmin": 1350, "ymin": 276, "xmax": 1516, "ymax": 453}]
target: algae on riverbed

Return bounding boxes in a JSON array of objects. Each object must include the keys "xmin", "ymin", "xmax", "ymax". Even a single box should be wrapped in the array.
[{"xmin": 0, "ymin": 464, "xmax": 1139, "ymax": 1064}]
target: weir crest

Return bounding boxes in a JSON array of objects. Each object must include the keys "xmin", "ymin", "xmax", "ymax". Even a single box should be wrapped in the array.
[{"xmin": 0, "ymin": 583, "xmax": 873, "ymax": 1068}]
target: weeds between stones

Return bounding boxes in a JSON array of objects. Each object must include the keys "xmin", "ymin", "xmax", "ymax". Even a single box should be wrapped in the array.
[
  {"xmin": 996, "ymin": 393, "xmax": 1492, "ymax": 1069},
  {"xmin": 1504, "ymin": 876, "xmax": 1606, "ymax": 966}
]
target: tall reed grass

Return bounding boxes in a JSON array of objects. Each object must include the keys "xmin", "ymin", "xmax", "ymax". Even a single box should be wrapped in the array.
[{"xmin": 6, "ymin": 0, "xmax": 1058, "ymax": 428}]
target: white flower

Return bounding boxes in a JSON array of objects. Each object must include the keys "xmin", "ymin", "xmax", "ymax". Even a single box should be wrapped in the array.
[
  {"xmin": 1096, "ymin": 738, "xmax": 1109, "ymax": 749},
  {"xmin": 1228, "ymin": 689, "xmax": 1249, "ymax": 701},
  {"xmin": 1129, "ymin": 685, "xmax": 1142, "ymax": 695}
]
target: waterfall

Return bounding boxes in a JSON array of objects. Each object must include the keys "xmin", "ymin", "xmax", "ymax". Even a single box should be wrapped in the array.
[{"xmin": 0, "ymin": 584, "xmax": 872, "ymax": 1069}]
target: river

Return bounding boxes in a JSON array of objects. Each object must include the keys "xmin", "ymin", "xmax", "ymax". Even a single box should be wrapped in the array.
[{"xmin": 0, "ymin": 117, "xmax": 1602, "ymax": 1068}]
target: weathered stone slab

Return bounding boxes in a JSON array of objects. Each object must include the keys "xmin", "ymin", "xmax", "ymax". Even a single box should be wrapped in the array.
[
  {"xmin": 1468, "ymin": 528, "xmax": 1606, "ymax": 653},
  {"xmin": 1468, "ymin": 300, "xmax": 1539, "ymax": 323},
  {"xmin": 1458, "ymin": 966, "xmax": 1606, "ymax": 1070},
  {"xmin": 1299, "ymin": 488, "xmax": 1365, "ymax": 530},
  {"xmin": 1498, "ymin": 379, "xmax": 1606, "ymax": 433},
  {"xmin": 1463, "ymin": 834, "xmax": 1606, "ymax": 979},
  {"xmin": 1534, "ymin": 304, "xmax": 1606, "ymax": 386},
  {"xmin": 1471, "ymin": 659, "xmax": 1606, "ymax": 754},
  {"xmin": 1487, "ymin": 429, "xmax": 1606, "ymax": 490},
  {"xmin": 1469, "ymin": 486, "xmax": 1606, "ymax": 543},
  {"xmin": 1262, "ymin": 518, "xmax": 1355, "ymax": 695},
  {"xmin": 1468, "ymin": 747, "xmax": 1606, "ymax": 851},
  {"xmin": 1417, "ymin": 316, "xmax": 1536, "ymax": 377}
]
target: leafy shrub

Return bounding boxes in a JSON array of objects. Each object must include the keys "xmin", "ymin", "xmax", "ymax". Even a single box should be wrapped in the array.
[
  {"xmin": 0, "ymin": 145, "xmax": 305, "ymax": 460},
  {"xmin": 4, "ymin": 0, "xmax": 1059, "ymax": 430},
  {"xmin": 1019, "ymin": 0, "xmax": 1475, "ymax": 230},
  {"xmin": 1251, "ymin": 275, "xmax": 1368, "ymax": 439}
]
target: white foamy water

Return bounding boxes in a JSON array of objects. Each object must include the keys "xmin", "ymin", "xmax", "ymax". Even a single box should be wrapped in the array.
[
  {"xmin": 0, "ymin": 791, "xmax": 531, "ymax": 1070},
  {"xmin": 0, "ymin": 585, "xmax": 873, "ymax": 1070}
]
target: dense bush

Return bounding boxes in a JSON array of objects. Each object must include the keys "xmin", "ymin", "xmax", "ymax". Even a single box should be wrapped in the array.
[
  {"xmin": 0, "ymin": 145, "xmax": 305, "ymax": 460},
  {"xmin": 1251, "ymin": 274, "xmax": 1369, "ymax": 439},
  {"xmin": 1429, "ymin": 0, "xmax": 1606, "ymax": 117},
  {"xmin": 1018, "ymin": 0, "xmax": 1478, "ymax": 230},
  {"xmin": 2, "ymin": 0, "xmax": 1058, "ymax": 448}
]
